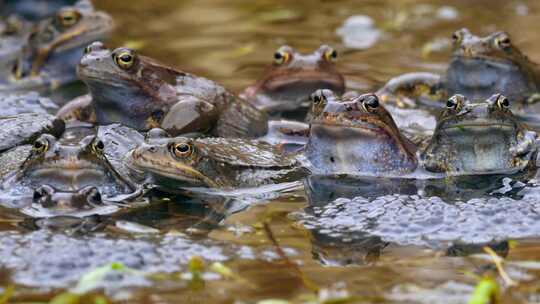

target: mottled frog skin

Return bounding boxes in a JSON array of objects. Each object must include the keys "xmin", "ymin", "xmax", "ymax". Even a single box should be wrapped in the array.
[
  {"xmin": 69, "ymin": 42, "xmax": 268, "ymax": 138},
  {"xmin": 304, "ymin": 90, "xmax": 417, "ymax": 176},
  {"xmin": 421, "ymin": 94, "xmax": 537, "ymax": 175},
  {"xmin": 242, "ymin": 45, "xmax": 345, "ymax": 114},
  {"xmin": 126, "ymin": 129, "xmax": 306, "ymax": 189}
]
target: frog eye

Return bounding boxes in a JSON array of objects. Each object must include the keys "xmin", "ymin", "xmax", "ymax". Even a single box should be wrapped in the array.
[
  {"xmin": 310, "ymin": 91, "xmax": 327, "ymax": 106},
  {"xmin": 451, "ymin": 29, "xmax": 465, "ymax": 45},
  {"xmin": 113, "ymin": 49, "xmax": 136, "ymax": 70},
  {"xmin": 81, "ymin": 186, "xmax": 102, "ymax": 205},
  {"xmin": 33, "ymin": 137, "xmax": 49, "ymax": 153},
  {"xmin": 171, "ymin": 142, "xmax": 193, "ymax": 158},
  {"xmin": 323, "ymin": 48, "xmax": 338, "ymax": 63},
  {"xmin": 33, "ymin": 185, "xmax": 55, "ymax": 206},
  {"xmin": 83, "ymin": 45, "xmax": 91, "ymax": 54},
  {"xmin": 446, "ymin": 95, "xmax": 464, "ymax": 111},
  {"xmin": 494, "ymin": 33, "xmax": 512, "ymax": 50},
  {"xmin": 273, "ymin": 50, "xmax": 291, "ymax": 65},
  {"xmin": 56, "ymin": 9, "xmax": 81, "ymax": 28},
  {"xmin": 92, "ymin": 140, "xmax": 105, "ymax": 153},
  {"xmin": 359, "ymin": 94, "xmax": 380, "ymax": 112},
  {"xmin": 496, "ymin": 95, "xmax": 510, "ymax": 109}
]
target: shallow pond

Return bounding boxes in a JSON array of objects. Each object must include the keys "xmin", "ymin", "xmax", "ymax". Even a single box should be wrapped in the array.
[{"xmin": 2, "ymin": 0, "xmax": 540, "ymax": 303}]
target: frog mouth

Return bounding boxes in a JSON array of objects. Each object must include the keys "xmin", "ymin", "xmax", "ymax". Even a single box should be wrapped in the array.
[
  {"xmin": 441, "ymin": 122, "xmax": 515, "ymax": 131},
  {"xmin": 126, "ymin": 150, "xmax": 219, "ymax": 188},
  {"xmin": 264, "ymin": 71, "xmax": 344, "ymax": 92},
  {"xmin": 450, "ymin": 56, "xmax": 518, "ymax": 69}
]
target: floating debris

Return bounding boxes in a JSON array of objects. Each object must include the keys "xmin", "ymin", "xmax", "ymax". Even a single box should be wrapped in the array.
[{"xmin": 336, "ymin": 15, "xmax": 381, "ymax": 50}]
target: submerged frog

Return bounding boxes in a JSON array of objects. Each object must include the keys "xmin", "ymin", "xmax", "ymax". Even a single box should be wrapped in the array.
[
  {"xmin": 242, "ymin": 45, "xmax": 345, "ymax": 114},
  {"xmin": 304, "ymin": 90, "xmax": 417, "ymax": 176},
  {"xmin": 421, "ymin": 94, "xmax": 537, "ymax": 175},
  {"xmin": 0, "ymin": 124, "xmax": 144, "ymax": 211},
  {"xmin": 63, "ymin": 42, "xmax": 268, "ymax": 138},
  {"xmin": 2, "ymin": 0, "xmax": 113, "ymax": 93},
  {"xmin": 378, "ymin": 28, "xmax": 540, "ymax": 110},
  {"xmin": 126, "ymin": 129, "xmax": 306, "ymax": 189}
]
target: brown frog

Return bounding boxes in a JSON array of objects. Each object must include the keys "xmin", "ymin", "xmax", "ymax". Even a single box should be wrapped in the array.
[
  {"xmin": 242, "ymin": 45, "xmax": 345, "ymax": 114},
  {"xmin": 304, "ymin": 90, "xmax": 417, "ymax": 176},
  {"xmin": 60, "ymin": 42, "xmax": 268, "ymax": 138},
  {"xmin": 421, "ymin": 94, "xmax": 537, "ymax": 175}
]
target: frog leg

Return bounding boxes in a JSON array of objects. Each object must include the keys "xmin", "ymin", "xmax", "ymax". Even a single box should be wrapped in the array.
[
  {"xmin": 56, "ymin": 94, "xmax": 96, "ymax": 123},
  {"xmin": 376, "ymin": 72, "xmax": 445, "ymax": 108},
  {"xmin": 526, "ymin": 93, "xmax": 540, "ymax": 105},
  {"xmin": 161, "ymin": 97, "xmax": 219, "ymax": 136}
]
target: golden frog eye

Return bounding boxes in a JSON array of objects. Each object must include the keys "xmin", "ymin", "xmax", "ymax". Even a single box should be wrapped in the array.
[
  {"xmin": 113, "ymin": 49, "xmax": 136, "ymax": 70},
  {"xmin": 451, "ymin": 29, "xmax": 464, "ymax": 45},
  {"xmin": 273, "ymin": 50, "xmax": 291, "ymax": 65},
  {"xmin": 92, "ymin": 140, "xmax": 105, "ymax": 153},
  {"xmin": 171, "ymin": 142, "xmax": 193, "ymax": 158},
  {"xmin": 446, "ymin": 94, "xmax": 464, "ymax": 111},
  {"xmin": 56, "ymin": 9, "xmax": 81, "ymax": 28},
  {"xmin": 495, "ymin": 33, "xmax": 512, "ymax": 51},
  {"xmin": 360, "ymin": 94, "xmax": 379, "ymax": 112},
  {"xmin": 496, "ymin": 95, "xmax": 510, "ymax": 109},
  {"xmin": 33, "ymin": 138, "xmax": 49, "ymax": 154},
  {"xmin": 323, "ymin": 48, "xmax": 338, "ymax": 63}
]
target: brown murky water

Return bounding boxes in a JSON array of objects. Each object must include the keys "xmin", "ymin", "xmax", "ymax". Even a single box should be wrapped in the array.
[{"xmin": 3, "ymin": 0, "xmax": 540, "ymax": 303}]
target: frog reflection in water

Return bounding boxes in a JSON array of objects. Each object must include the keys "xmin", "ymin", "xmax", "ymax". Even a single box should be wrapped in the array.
[
  {"xmin": 421, "ymin": 94, "xmax": 537, "ymax": 175},
  {"xmin": 304, "ymin": 90, "xmax": 417, "ymax": 176},
  {"xmin": 126, "ymin": 129, "xmax": 305, "ymax": 189},
  {"xmin": 32, "ymin": 185, "xmax": 103, "ymax": 211},
  {"xmin": 242, "ymin": 45, "xmax": 345, "ymax": 114},
  {"xmin": 378, "ymin": 28, "xmax": 540, "ymax": 110},
  {"xmin": 3, "ymin": 0, "xmax": 113, "ymax": 92},
  {"xmin": 60, "ymin": 42, "xmax": 268, "ymax": 138}
]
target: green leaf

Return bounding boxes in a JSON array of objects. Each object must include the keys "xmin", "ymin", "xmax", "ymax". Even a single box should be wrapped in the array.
[
  {"xmin": 71, "ymin": 263, "xmax": 131, "ymax": 295},
  {"xmin": 0, "ymin": 285, "xmax": 14, "ymax": 304},
  {"xmin": 48, "ymin": 292, "xmax": 81, "ymax": 304},
  {"xmin": 468, "ymin": 277, "xmax": 500, "ymax": 304}
]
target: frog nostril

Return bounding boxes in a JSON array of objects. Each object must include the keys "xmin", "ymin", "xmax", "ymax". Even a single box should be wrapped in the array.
[{"xmin": 148, "ymin": 146, "xmax": 157, "ymax": 153}]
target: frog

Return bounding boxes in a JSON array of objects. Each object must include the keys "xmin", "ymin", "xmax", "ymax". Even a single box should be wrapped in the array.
[
  {"xmin": 1, "ymin": 0, "xmax": 113, "ymax": 93},
  {"xmin": 241, "ymin": 45, "xmax": 345, "ymax": 115},
  {"xmin": 421, "ymin": 94, "xmax": 537, "ymax": 175},
  {"xmin": 304, "ymin": 90, "xmax": 418, "ymax": 176},
  {"xmin": 62, "ymin": 41, "xmax": 268, "ymax": 138},
  {"xmin": 0, "ymin": 124, "xmax": 145, "ymax": 211},
  {"xmin": 3, "ymin": 0, "xmax": 78, "ymax": 21},
  {"xmin": 125, "ymin": 129, "xmax": 307, "ymax": 189},
  {"xmin": 377, "ymin": 28, "xmax": 540, "ymax": 112}
]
